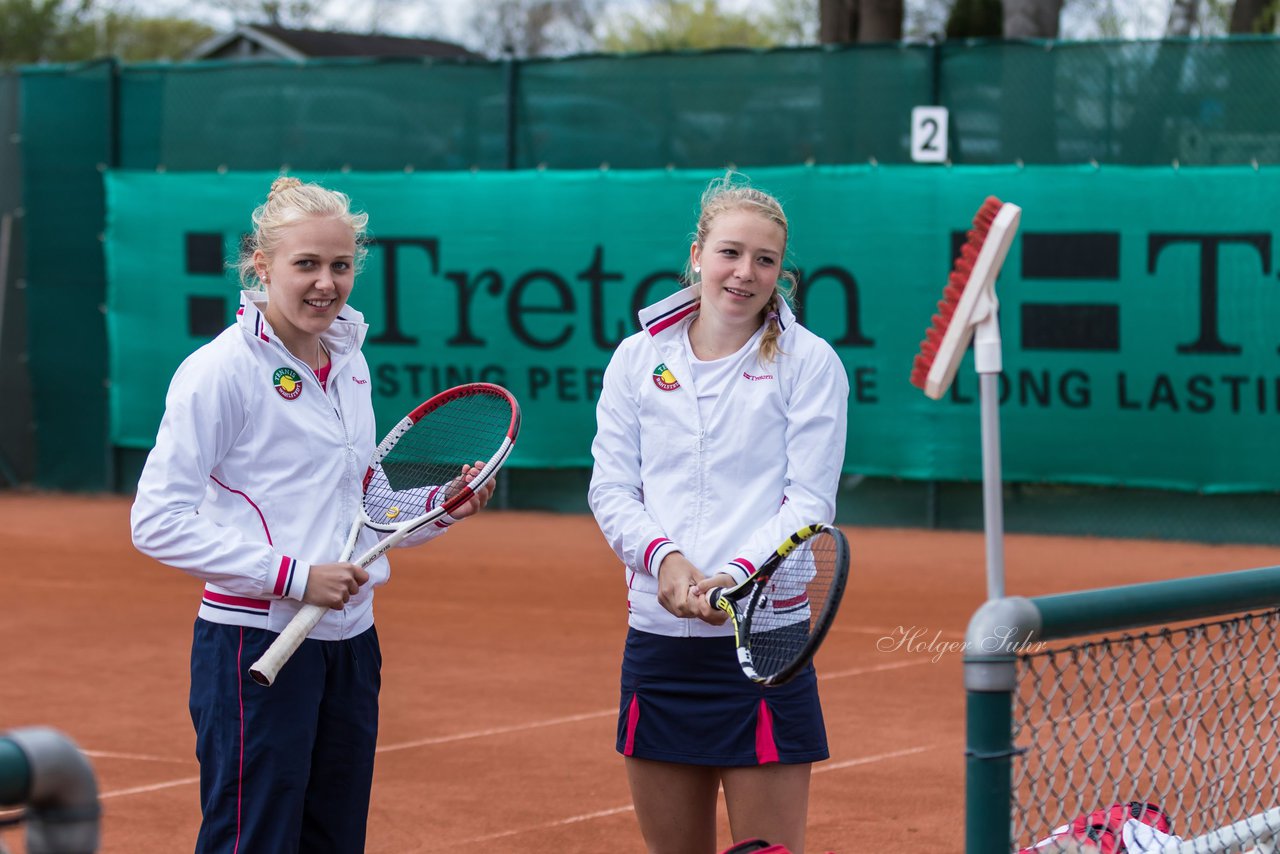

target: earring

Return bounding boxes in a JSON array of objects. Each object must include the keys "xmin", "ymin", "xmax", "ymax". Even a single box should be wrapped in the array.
[{"xmin": 693, "ymin": 265, "xmax": 701, "ymax": 274}]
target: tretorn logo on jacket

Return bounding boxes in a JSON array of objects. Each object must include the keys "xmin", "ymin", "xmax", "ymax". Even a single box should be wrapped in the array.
[
  {"xmin": 273, "ymin": 367, "xmax": 303, "ymax": 400},
  {"xmin": 652, "ymin": 363, "xmax": 680, "ymax": 391}
]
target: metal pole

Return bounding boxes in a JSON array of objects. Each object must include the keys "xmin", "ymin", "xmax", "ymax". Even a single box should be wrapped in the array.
[
  {"xmin": 979, "ymin": 371, "xmax": 1005, "ymax": 600},
  {"xmin": 0, "ymin": 212, "xmax": 19, "ymax": 487},
  {"xmin": 965, "ymin": 688, "xmax": 1015, "ymax": 854},
  {"xmin": 964, "ymin": 597, "xmax": 1040, "ymax": 854},
  {"xmin": 502, "ymin": 46, "xmax": 518, "ymax": 171}
]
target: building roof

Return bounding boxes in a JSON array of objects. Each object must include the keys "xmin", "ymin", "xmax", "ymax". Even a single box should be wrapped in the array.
[{"xmin": 189, "ymin": 24, "xmax": 481, "ymax": 62}]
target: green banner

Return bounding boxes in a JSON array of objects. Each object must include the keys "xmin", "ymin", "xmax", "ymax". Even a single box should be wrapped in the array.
[{"xmin": 105, "ymin": 166, "xmax": 1280, "ymax": 491}]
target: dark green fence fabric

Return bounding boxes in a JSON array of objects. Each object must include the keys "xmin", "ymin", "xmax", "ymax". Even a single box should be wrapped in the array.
[
  {"xmin": 105, "ymin": 165, "xmax": 1280, "ymax": 491},
  {"xmin": 97, "ymin": 39, "xmax": 1280, "ymax": 173},
  {"xmin": 119, "ymin": 59, "xmax": 508, "ymax": 172},
  {"xmin": 0, "ymin": 73, "xmax": 33, "ymax": 485},
  {"xmin": 20, "ymin": 38, "xmax": 1280, "ymax": 491},
  {"xmin": 514, "ymin": 46, "xmax": 932, "ymax": 168},
  {"xmin": 21, "ymin": 63, "xmax": 114, "ymax": 490},
  {"xmin": 942, "ymin": 38, "xmax": 1280, "ymax": 166}
]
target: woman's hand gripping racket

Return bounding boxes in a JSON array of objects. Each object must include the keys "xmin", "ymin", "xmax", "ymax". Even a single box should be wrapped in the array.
[
  {"xmin": 706, "ymin": 524, "xmax": 850, "ymax": 687},
  {"xmin": 249, "ymin": 382, "xmax": 521, "ymax": 686}
]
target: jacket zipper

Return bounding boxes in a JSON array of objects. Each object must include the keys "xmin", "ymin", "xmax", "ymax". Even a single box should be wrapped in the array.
[{"xmin": 277, "ymin": 338, "xmax": 360, "ymax": 634}]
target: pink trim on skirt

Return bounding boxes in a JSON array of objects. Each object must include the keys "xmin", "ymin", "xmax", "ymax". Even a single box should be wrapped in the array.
[
  {"xmin": 755, "ymin": 699, "xmax": 780, "ymax": 764},
  {"xmin": 624, "ymin": 694, "xmax": 641, "ymax": 756}
]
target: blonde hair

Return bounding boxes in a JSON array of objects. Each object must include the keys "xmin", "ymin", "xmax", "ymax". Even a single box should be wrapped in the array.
[
  {"xmin": 237, "ymin": 176, "xmax": 370, "ymax": 290},
  {"xmin": 685, "ymin": 172, "xmax": 797, "ymax": 364}
]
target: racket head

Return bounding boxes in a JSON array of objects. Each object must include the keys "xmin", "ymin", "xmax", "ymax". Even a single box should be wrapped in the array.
[
  {"xmin": 739, "ymin": 523, "xmax": 850, "ymax": 687},
  {"xmin": 361, "ymin": 383, "xmax": 521, "ymax": 533}
]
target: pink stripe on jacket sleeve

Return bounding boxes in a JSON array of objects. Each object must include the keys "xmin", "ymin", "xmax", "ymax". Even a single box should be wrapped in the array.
[
  {"xmin": 272, "ymin": 556, "xmax": 296, "ymax": 597},
  {"xmin": 643, "ymin": 538, "xmax": 673, "ymax": 576}
]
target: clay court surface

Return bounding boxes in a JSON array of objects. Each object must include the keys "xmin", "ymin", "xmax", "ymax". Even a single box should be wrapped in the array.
[{"xmin": 2, "ymin": 492, "xmax": 1278, "ymax": 853}]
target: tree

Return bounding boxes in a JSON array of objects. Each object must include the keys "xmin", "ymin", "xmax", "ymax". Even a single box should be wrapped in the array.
[
  {"xmin": 768, "ymin": 0, "xmax": 820, "ymax": 44},
  {"xmin": 600, "ymin": 0, "xmax": 777, "ymax": 51},
  {"xmin": 1166, "ymin": 0, "xmax": 1200, "ymax": 34},
  {"xmin": 466, "ymin": 0, "xmax": 604, "ymax": 57},
  {"xmin": 1, "ymin": 0, "xmax": 218, "ymax": 65},
  {"xmin": 818, "ymin": 0, "xmax": 855, "ymax": 42},
  {"xmin": 1228, "ymin": 0, "xmax": 1277, "ymax": 31},
  {"xmin": 0, "ymin": 0, "xmax": 90, "ymax": 65},
  {"xmin": 903, "ymin": 0, "xmax": 952, "ymax": 39},
  {"xmin": 214, "ymin": 0, "xmax": 324, "ymax": 28},
  {"xmin": 84, "ymin": 13, "xmax": 216, "ymax": 61},
  {"xmin": 859, "ymin": 0, "xmax": 904, "ymax": 40},
  {"xmin": 1004, "ymin": 0, "xmax": 1062, "ymax": 36},
  {"xmin": 819, "ymin": 0, "xmax": 903, "ymax": 42},
  {"xmin": 945, "ymin": 0, "xmax": 1002, "ymax": 37}
]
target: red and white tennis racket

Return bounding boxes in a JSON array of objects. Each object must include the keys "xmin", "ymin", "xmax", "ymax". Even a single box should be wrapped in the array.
[{"xmin": 249, "ymin": 382, "xmax": 521, "ymax": 686}]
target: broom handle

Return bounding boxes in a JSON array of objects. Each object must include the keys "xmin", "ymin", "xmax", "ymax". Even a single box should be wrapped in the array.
[{"xmin": 975, "ymin": 310, "xmax": 1005, "ymax": 601}]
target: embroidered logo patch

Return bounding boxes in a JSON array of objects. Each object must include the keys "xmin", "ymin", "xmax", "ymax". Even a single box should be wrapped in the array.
[
  {"xmin": 652, "ymin": 363, "xmax": 680, "ymax": 391},
  {"xmin": 273, "ymin": 367, "xmax": 303, "ymax": 400}
]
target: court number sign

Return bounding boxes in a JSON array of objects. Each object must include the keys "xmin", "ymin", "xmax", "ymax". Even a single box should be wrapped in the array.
[{"xmin": 911, "ymin": 106, "xmax": 949, "ymax": 163}]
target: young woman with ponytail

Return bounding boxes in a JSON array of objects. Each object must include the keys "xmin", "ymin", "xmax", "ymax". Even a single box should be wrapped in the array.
[{"xmin": 589, "ymin": 173, "xmax": 850, "ymax": 854}]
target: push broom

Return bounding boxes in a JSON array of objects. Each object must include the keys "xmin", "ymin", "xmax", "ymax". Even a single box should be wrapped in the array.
[{"xmin": 910, "ymin": 197, "xmax": 1021, "ymax": 600}]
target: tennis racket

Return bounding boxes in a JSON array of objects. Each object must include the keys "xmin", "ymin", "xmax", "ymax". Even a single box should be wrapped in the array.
[
  {"xmin": 248, "ymin": 382, "xmax": 521, "ymax": 687},
  {"xmin": 707, "ymin": 523, "xmax": 850, "ymax": 687}
]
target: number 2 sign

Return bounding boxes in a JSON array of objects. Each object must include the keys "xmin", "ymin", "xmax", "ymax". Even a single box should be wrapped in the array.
[{"xmin": 911, "ymin": 106, "xmax": 949, "ymax": 164}]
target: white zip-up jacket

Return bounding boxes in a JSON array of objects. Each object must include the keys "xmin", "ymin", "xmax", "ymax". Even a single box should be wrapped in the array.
[
  {"xmin": 131, "ymin": 292, "xmax": 448, "ymax": 640},
  {"xmin": 589, "ymin": 287, "xmax": 850, "ymax": 638}
]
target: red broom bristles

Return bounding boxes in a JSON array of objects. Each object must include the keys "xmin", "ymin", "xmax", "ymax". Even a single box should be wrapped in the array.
[{"xmin": 909, "ymin": 196, "xmax": 1006, "ymax": 391}]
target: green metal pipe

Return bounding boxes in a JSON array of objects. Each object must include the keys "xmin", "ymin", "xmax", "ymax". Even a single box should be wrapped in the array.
[
  {"xmin": 0, "ymin": 736, "xmax": 30, "ymax": 805},
  {"xmin": 1033, "ymin": 563, "xmax": 1280, "ymax": 641},
  {"xmin": 966, "ymin": 688, "xmax": 1014, "ymax": 854}
]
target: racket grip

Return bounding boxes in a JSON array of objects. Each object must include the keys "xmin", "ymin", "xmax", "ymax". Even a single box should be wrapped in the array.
[
  {"xmin": 706, "ymin": 587, "xmax": 725, "ymax": 608},
  {"xmin": 248, "ymin": 603, "xmax": 328, "ymax": 687}
]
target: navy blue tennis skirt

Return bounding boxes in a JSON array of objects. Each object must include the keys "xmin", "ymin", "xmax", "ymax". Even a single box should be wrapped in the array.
[{"xmin": 616, "ymin": 628, "xmax": 829, "ymax": 767}]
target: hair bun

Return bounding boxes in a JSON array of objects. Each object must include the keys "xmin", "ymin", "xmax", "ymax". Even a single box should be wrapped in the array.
[{"xmin": 268, "ymin": 176, "xmax": 303, "ymax": 201}]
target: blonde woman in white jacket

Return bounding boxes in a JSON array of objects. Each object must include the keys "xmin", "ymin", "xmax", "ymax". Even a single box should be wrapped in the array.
[
  {"xmin": 131, "ymin": 177, "xmax": 492, "ymax": 854},
  {"xmin": 590, "ymin": 174, "xmax": 850, "ymax": 854}
]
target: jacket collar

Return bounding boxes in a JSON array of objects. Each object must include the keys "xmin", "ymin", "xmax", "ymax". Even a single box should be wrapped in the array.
[
  {"xmin": 636, "ymin": 285, "xmax": 797, "ymax": 346},
  {"xmin": 236, "ymin": 290, "xmax": 368, "ymax": 357}
]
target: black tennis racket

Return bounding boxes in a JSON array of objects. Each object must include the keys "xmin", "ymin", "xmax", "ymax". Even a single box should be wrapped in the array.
[
  {"xmin": 707, "ymin": 523, "xmax": 850, "ymax": 687},
  {"xmin": 249, "ymin": 382, "xmax": 521, "ymax": 686}
]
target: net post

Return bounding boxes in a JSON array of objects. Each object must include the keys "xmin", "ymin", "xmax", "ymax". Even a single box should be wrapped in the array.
[{"xmin": 964, "ymin": 596, "xmax": 1041, "ymax": 854}]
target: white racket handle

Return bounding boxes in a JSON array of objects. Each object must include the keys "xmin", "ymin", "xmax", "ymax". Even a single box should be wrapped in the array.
[
  {"xmin": 248, "ymin": 518, "xmax": 364, "ymax": 687},
  {"xmin": 248, "ymin": 603, "xmax": 328, "ymax": 686},
  {"xmin": 249, "ymin": 528, "xmax": 411, "ymax": 686}
]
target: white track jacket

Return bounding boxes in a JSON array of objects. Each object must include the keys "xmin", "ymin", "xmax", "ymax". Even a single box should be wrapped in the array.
[
  {"xmin": 131, "ymin": 292, "xmax": 448, "ymax": 640},
  {"xmin": 589, "ymin": 287, "xmax": 850, "ymax": 638}
]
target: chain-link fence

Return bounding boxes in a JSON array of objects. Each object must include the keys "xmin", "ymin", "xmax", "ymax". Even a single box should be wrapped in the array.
[
  {"xmin": 1013, "ymin": 613, "xmax": 1280, "ymax": 852},
  {"xmin": 965, "ymin": 568, "xmax": 1280, "ymax": 853}
]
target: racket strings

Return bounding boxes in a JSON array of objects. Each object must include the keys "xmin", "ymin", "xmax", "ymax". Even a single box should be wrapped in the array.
[
  {"xmin": 365, "ymin": 393, "xmax": 513, "ymax": 520},
  {"xmin": 746, "ymin": 532, "xmax": 841, "ymax": 679}
]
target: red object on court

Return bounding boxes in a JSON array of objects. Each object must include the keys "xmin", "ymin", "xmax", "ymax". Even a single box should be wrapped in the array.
[
  {"xmin": 1016, "ymin": 801, "xmax": 1172, "ymax": 854},
  {"xmin": 718, "ymin": 841, "xmax": 837, "ymax": 854}
]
